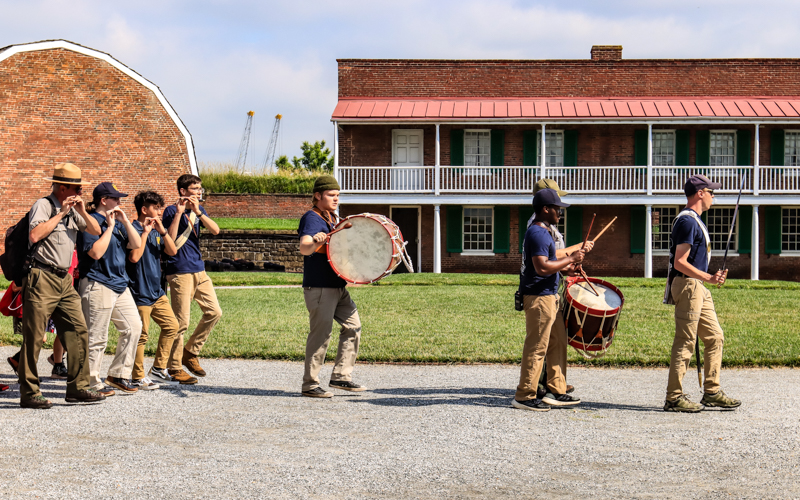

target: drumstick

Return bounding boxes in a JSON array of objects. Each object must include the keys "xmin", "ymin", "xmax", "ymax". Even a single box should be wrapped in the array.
[
  {"xmin": 326, "ymin": 222, "xmax": 352, "ymax": 239},
  {"xmin": 590, "ymin": 216, "xmax": 617, "ymax": 243},
  {"xmin": 578, "ymin": 267, "xmax": 600, "ymax": 296},
  {"xmin": 580, "ymin": 213, "xmax": 596, "ymax": 251}
]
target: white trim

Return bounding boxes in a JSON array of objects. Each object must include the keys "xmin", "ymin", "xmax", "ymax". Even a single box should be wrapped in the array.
[
  {"xmin": 460, "ymin": 251, "xmax": 496, "ymax": 256},
  {"xmin": 462, "ymin": 205, "xmax": 494, "ymax": 253},
  {"xmin": 0, "ymin": 40, "xmax": 197, "ymax": 175},
  {"xmin": 389, "ymin": 205, "xmax": 422, "ymax": 273},
  {"xmin": 433, "ymin": 204, "xmax": 441, "ymax": 273},
  {"xmin": 334, "ymin": 119, "xmax": 800, "ymax": 126}
]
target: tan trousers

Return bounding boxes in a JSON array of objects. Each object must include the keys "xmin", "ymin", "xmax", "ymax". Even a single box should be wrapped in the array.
[
  {"xmin": 167, "ymin": 271, "xmax": 222, "ymax": 365},
  {"xmin": 302, "ymin": 287, "xmax": 361, "ymax": 391},
  {"xmin": 132, "ymin": 295, "xmax": 180, "ymax": 380},
  {"xmin": 515, "ymin": 294, "xmax": 568, "ymax": 401},
  {"xmin": 79, "ymin": 278, "xmax": 142, "ymax": 387},
  {"xmin": 19, "ymin": 268, "xmax": 91, "ymax": 401},
  {"xmin": 666, "ymin": 277, "xmax": 724, "ymax": 401}
]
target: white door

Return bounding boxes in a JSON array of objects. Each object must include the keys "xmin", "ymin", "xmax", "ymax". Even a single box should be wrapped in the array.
[{"xmin": 392, "ymin": 129, "xmax": 424, "ymax": 190}]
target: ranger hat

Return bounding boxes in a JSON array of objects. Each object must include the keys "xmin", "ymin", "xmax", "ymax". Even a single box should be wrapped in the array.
[
  {"xmin": 684, "ymin": 174, "xmax": 722, "ymax": 197},
  {"xmin": 43, "ymin": 163, "xmax": 89, "ymax": 185},
  {"xmin": 93, "ymin": 182, "xmax": 129, "ymax": 199},
  {"xmin": 533, "ymin": 188, "xmax": 570, "ymax": 208},
  {"xmin": 313, "ymin": 175, "xmax": 340, "ymax": 193},
  {"xmin": 533, "ymin": 178, "xmax": 567, "ymax": 196}
]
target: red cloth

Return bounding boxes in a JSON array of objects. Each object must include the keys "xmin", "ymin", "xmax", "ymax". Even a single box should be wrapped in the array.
[{"xmin": 0, "ymin": 285, "xmax": 23, "ymax": 319}]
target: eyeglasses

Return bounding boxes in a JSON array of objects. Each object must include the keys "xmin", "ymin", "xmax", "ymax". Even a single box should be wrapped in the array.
[{"xmin": 548, "ymin": 205, "xmax": 564, "ymax": 217}]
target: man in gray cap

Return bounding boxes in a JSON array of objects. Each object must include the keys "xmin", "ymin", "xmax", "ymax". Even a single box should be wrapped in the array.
[
  {"xmin": 663, "ymin": 174, "xmax": 741, "ymax": 412},
  {"xmin": 297, "ymin": 175, "xmax": 365, "ymax": 398}
]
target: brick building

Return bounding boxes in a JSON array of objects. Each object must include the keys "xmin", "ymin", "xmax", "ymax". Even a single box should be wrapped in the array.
[
  {"xmin": 0, "ymin": 40, "xmax": 196, "ymax": 254},
  {"xmin": 332, "ymin": 46, "xmax": 800, "ymax": 280}
]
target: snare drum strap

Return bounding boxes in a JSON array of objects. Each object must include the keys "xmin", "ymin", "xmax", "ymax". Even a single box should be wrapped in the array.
[{"xmin": 311, "ymin": 209, "xmax": 339, "ymax": 254}]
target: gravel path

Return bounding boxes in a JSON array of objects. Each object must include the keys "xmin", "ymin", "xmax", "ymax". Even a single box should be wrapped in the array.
[{"xmin": 0, "ymin": 345, "xmax": 798, "ymax": 499}]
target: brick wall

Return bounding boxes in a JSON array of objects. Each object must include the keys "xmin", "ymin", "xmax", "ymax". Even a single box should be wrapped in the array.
[
  {"xmin": 338, "ymin": 57, "xmax": 800, "ymax": 98},
  {"xmin": 203, "ymin": 193, "xmax": 310, "ymax": 219},
  {"xmin": 0, "ymin": 48, "xmax": 192, "ymax": 255},
  {"xmin": 200, "ymin": 230, "xmax": 303, "ymax": 272}
]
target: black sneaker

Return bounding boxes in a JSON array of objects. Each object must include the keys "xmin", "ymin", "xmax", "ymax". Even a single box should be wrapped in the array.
[
  {"xmin": 65, "ymin": 389, "xmax": 106, "ymax": 403},
  {"xmin": 51, "ymin": 363, "xmax": 68, "ymax": 380},
  {"xmin": 512, "ymin": 398, "xmax": 551, "ymax": 412},
  {"xmin": 20, "ymin": 395, "xmax": 53, "ymax": 409},
  {"xmin": 302, "ymin": 387, "xmax": 333, "ymax": 398},
  {"xmin": 542, "ymin": 392, "xmax": 581, "ymax": 407},
  {"xmin": 329, "ymin": 380, "xmax": 367, "ymax": 392},
  {"xmin": 105, "ymin": 376, "xmax": 138, "ymax": 394}
]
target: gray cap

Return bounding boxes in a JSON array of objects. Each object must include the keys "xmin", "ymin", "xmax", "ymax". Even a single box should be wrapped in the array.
[{"xmin": 684, "ymin": 174, "xmax": 722, "ymax": 196}]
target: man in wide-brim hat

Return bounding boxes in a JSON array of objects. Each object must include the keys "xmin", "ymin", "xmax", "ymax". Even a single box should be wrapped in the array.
[{"xmin": 18, "ymin": 163, "xmax": 105, "ymax": 409}]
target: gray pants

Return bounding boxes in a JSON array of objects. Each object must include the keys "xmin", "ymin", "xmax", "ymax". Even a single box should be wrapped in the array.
[{"xmin": 302, "ymin": 287, "xmax": 361, "ymax": 391}]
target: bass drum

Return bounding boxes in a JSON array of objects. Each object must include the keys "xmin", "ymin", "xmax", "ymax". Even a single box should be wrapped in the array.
[{"xmin": 562, "ymin": 276, "xmax": 624, "ymax": 359}]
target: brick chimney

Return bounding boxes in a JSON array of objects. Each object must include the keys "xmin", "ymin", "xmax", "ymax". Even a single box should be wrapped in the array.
[{"xmin": 591, "ymin": 45, "xmax": 623, "ymax": 61}]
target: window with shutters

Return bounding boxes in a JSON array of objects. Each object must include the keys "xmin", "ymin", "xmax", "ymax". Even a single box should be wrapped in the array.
[
  {"xmin": 652, "ymin": 131, "xmax": 676, "ymax": 167},
  {"xmin": 784, "ymin": 133, "xmax": 800, "ymax": 178},
  {"xmin": 463, "ymin": 207, "xmax": 493, "ymax": 253},
  {"xmin": 782, "ymin": 207, "xmax": 800, "ymax": 253},
  {"xmin": 652, "ymin": 206, "xmax": 680, "ymax": 253},
  {"xmin": 706, "ymin": 206, "xmax": 738, "ymax": 253},
  {"xmin": 710, "ymin": 131, "xmax": 736, "ymax": 166},
  {"xmin": 544, "ymin": 131, "xmax": 564, "ymax": 167},
  {"xmin": 464, "ymin": 130, "xmax": 491, "ymax": 167}
]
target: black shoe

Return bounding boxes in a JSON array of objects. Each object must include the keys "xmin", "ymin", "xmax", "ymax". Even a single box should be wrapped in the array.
[
  {"xmin": 329, "ymin": 380, "xmax": 367, "ymax": 392},
  {"xmin": 105, "ymin": 376, "xmax": 138, "ymax": 394},
  {"xmin": 566, "ymin": 385, "xmax": 575, "ymax": 394},
  {"xmin": 302, "ymin": 387, "xmax": 333, "ymax": 398},
  {"xmin": 536, "ymin": 384, "xmax": 547, "ymax": 399},
  {"xmin": 512, "ymin": 398, "xmax": 551, "ymax": 412},
  {"xmin": 543, "ymin": 392, "xmax": 581, "ymax": 407},
  {"xmin": 20, "ymin": 395, "xmax": 53, "ymax": 409},
  {"xmin": 6, "ymin": 356, "xmax": 19, "ymax": 377},
  {"xmin": 65, "ymin": 389, "xmax": 106, "ymax": 403},
  {"xmin": 51, "ymin": 363, "xmax": 68, "ymax": 380}
]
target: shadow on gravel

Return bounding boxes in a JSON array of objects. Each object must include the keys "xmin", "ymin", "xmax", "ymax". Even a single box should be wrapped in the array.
[
  {"xmin": 577, "ymin": 401, "xmax": 661, "ymax": 413},
  {"xmin": 356, "ymin": 387, "xmax": 514, "ymax": 408}
]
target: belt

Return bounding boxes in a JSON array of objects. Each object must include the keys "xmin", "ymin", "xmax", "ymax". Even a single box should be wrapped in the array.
[{"xmin": 31, "ymin": 260, "xmax": 69, "ymax": 278}]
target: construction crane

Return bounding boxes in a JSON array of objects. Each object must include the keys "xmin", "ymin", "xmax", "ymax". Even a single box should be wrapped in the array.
[
  {"xmin": 261, "ymin": 114, "xmax": 282, "ymax": 171},
  {"xmin": 234, "ymin": 110, "xmax": 255, "ymax": 172}
]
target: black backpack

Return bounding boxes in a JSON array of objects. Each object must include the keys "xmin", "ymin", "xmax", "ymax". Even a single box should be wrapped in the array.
[{"xmin": 0, "ymin": 198, "xmax": 57, "ymax": 286}]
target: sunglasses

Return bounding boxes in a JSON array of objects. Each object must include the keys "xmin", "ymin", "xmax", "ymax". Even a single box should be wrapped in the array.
[
  {"xmin": 701, "ymin": 188, "xmax": 715, "ymax": 196},
  {"xmin": 548, "ymin": 205, "xmax": 564, "ymax": 216}
]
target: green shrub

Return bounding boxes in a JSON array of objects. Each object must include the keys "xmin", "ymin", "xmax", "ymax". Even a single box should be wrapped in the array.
[{"xmin": 199, "ymin": 170, "xmax": 318, "ymax": 194}]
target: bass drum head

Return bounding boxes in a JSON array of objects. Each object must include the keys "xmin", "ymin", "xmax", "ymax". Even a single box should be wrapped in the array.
[{"xmin": 328, "ymin": 216, "xmax": 394, "ymax": 284}]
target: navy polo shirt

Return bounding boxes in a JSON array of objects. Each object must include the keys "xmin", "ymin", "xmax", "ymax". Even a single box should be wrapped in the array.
[
  {"xmin": 519, "ymin": 224, "xmax": 559, "ymax": 296},
  {"xmin": 78, "ymin": 212, "xmax": 131, "ymax": 294},
  {"xmin": 162, "ymin": 204, "xmax": 207, "ymax": 275},
  {"xmin": 669, "ymin": 210, "xmax": 710, "ymax": 276},
  {"xmin": 126, "ymin": 220, "xmax": 166, "ymax": 307},
  {"xmin": 298, "ymin": 210, "xmax": 346, "ymax": 288}
]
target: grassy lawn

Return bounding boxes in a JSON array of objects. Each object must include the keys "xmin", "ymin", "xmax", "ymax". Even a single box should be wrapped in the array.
[
  {"xmin": 1, "ymin": 274, "xmax": 798, "ymax": 366},
  {"xmin": 215, "ymin": 218, "xmax": 299, "ymax": 231}
]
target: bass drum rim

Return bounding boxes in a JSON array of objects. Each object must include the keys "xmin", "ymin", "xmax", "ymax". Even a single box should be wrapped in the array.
[{"xmin": 326, "ymin": 214, "xmax": 399, "ymax": 285}]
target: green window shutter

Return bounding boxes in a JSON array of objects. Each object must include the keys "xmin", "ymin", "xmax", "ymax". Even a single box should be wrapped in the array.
[
  {"xmin": 630, "ymin": 205, "xmax": 645, "ymax": 254},
  {"xmin": 634, "ymin": 129, "xmax": 647, "ymax": 174},
  {"xmin": 490, "ymin": 130, "xmax": 505, "ymax": 173},
  {"xmin": 765, "ymin": 205, "xmax": 782, "ymax": 255},
  {"xmin": 701, "ymin": 211, "xmax": 707, "ymax": 225},
  {"xmin": 446, "ymin": 205, "xmax": 463, "ymax": 253},
  {"xmin": 676, "ymin": 130, "xmax": 690, "ymax": 170},
  {"xmin": 565, "ymin": 206, "xmax": 583, "ymax": 246},
  {"xmin": 737, "ymin": 129, "xmax": 751, "ymax": 174},
  {"xmin": 771, "ymin": 129, "xmax": 785, "ymax": 174},
  {"xmin": 738, "ymin": 205, "xmax": 752, "ymax": 254},
  {"xmin": 450, "ymin": 129, "xmax": 464, "ymax": 167},
  {"xmin": 493, "ymin": 206, "xmax": 510, "ymax": 253},
  {"xmin": 519, "ymin": 205, "xmax": 534, "ymax": 253},
  {"xmin": 564, "ymin": 130, "xmax": 578, "ymax": 168},
  {"xmin": 522, "ymin": 130, "xmax": 538, "ymax": 175},
  {"xmin": 696, "ymin": 130, "xmax": 710, "ymax": 168}
]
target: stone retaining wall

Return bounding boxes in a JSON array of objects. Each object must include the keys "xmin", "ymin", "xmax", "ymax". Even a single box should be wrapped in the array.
[{"xmin": 200, "ymin": 230, "xmax": 303, "ymax": 272}]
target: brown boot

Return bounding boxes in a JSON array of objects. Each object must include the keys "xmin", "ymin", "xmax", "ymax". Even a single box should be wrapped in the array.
[
  {"xmin": 182, "ymin": 348, "xmax": 206, "ymax": 377},
  {"xmin": 168, "ymin": 369, "xmax": 199, "ymax": 385}
]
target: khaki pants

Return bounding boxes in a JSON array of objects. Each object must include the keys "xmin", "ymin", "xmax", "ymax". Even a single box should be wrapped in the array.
[
  {"xmin": 666, "ymin": 277, "xmax": 724, "ymax": 401},
  {"xmin": 515, "ymin": 294, "xmax": 568, "ymax": 401},
  {"xmin": 302, "ymin": 287, "xmax": 361, "ymax": 392},
  {"xmin": 79, "ymin": 278, "xmax": 142, "ymax": 387},
  {"xmin": 132, "ymin": 295, "xmax": 180, "ymax": 380},
  {"xmin": 167, "ymin": 271, "xmax": 222, "ymax": 365},
  {"xmin": 19, "ymin": 268, "xmax": 91, "ymax": 401}
]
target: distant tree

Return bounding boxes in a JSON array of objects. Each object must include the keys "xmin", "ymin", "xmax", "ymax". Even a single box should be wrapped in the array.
[
  {"xmin": 292, "ymin": 140, "xmax": 334, "ymax": 173},
  {"xmin": 275, "ymin": 155, "xmax": 293, "ymax": 172}
]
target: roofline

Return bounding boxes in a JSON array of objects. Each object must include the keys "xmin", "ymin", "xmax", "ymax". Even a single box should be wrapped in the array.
[
  {"xmin": 337, "ymin": 57, "xmax": 800, "ymax": 64},
  {"xmin": 334, "ymin": 96, "xmax": 800, "ymax": 101},
  {"xmin": 332, "ymin": 119, "xmax": 800, "ymax": 125},
  {"xmin": 0, "ymin": 39, "xmax": 197, "ymax": 176}
]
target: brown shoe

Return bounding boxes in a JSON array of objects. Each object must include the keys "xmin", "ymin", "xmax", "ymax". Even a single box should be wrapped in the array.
[
  {"xmin": 182, "ymin": 348, "xmax": 206, "ymax": 377},
  {"xmin": 168, "ymin": 369, "xmax": 199, "ymax": 385},
  {"xmin": 97, "ymin": 388, "xmax": 116, "ymax": 397}
]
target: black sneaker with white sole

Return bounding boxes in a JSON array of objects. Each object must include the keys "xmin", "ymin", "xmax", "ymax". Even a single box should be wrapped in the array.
[
  {"xmin": 512, "ymin": 398, "xmax": 551, "ymax": 412},
  {"xmin": 542, "ymin": 392, "xmax": 581, "ymax": 407},
  {"xmin": 302, "ymin": 387, "xmax": 333, "ymax": 398},
  {"xmin": 329, "ymin": 380, "xmax": 367, "ymax": 392},
  {"xmin": 51, "ymin": 362, "xmax": 68, "ymax": 380}
]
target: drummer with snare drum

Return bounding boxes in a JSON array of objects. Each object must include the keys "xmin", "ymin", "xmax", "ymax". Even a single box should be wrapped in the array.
[
  {"xmin": 297, "ymin": 175, "xmax": 367, "ymax": 398},
  {"xmin": 513, "ymin": 189, "xmax": 585, "ymax": 412}
]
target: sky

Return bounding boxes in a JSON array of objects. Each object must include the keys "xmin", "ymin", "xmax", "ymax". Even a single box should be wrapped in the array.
[{"xmin": 3, "ymin": 0, "xmax": 800, "ymax": 170}]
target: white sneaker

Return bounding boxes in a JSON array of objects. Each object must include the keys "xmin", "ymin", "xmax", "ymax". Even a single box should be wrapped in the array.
[
  {"xmin": 148, "ymin": 367, "xmax": 179, "ymax": 386},
  {"xmin": 131, "ymin": 376, "xmax": 160, "ymax": 390}
]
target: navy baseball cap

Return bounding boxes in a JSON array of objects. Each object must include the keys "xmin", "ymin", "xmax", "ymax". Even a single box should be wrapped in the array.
[
  {"xmin": 92, "ymin": 182, "xmax": 129, "ymax": 199},
  {"xmin": 684, "ymin": 174, "xmax": 721, "ymax": 197},
  {"xmin": 532, "ymin": 188, "xmax": 570, "ymax": 208}
]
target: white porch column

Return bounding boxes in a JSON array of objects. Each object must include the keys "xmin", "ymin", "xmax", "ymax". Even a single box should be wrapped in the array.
[
  {"xmin": 751, "ymin": 204, "xmax": 759, "ymax": 280},
  {"xmin": 645, "ymin": 204, "xmax": 653, "ymax": 278},
  {"xmin": 753, "ymin": 123, "xmax": 760, "ymax": 196},
  {"xmin": 433, "ymin": 204, "xmax": 442, "ymax": 274},
  {"xmin": 333, "ymin": 121, "xmax": 339, "ymax": 183},
  {"xmin": 647, "ymin": 123, "xmax": 653, "ymax": 196},
  {"xmin": 435, "ymin": 123, "xmax": 441, "ymax": 196},
  {"xmin": 540, "ymin": 123, "xmax": 546, "ymax": 179}
]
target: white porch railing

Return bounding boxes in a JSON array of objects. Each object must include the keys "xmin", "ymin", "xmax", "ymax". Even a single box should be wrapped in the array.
[
  {"xmin": 651, "ymin": 166, "xmax": 753, "ymax": 193},
  {"xmin": 759, "ymin": 165, "xmax": 800, "ymax": 193},
  {"xmin": 338, "ymin": 166, "xmax": 434, "ymax": 193}
]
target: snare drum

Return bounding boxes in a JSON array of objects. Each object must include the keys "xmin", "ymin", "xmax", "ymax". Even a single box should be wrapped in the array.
[
  {"xmin": 562, "ymin": 277, "xmax": 624, "ymax": 359},
  {"xmin": 327, "ymin": 213, "xmax": 413, "ymax": 284}
]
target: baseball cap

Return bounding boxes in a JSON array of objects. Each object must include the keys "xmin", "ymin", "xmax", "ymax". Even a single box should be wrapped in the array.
[
  {"xmin": 532, "ymin": 188, "xmax": 570, "ymax": 208},
  {"xmin": 533, "ymin": 178, "xmax": 567, "ymax": 196},
  {"xmin": 684, "ymin": 174, "xmax": 722, "ymax": 197},
  {"xmin": 93, "ymin": 182, "xmax": 129, "ymax": 199}
]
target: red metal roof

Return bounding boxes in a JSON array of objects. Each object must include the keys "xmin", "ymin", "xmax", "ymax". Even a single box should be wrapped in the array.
[{"xmin": 332, "ymin": 98, "xmax": 800, "ymax": 120}]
